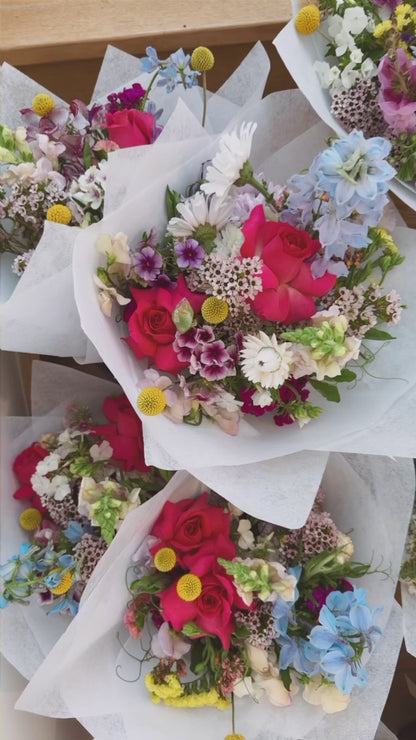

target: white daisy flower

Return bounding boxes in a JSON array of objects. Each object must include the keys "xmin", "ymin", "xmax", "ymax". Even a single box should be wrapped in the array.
[
  {"xmin": 167, "ymin": 192, "xmax": 232, "ymax": 239},
  {"xmin": 241, "ymin": 332, "xmax": 293, "ymax": 389},
  {"xmin": 201, "ymin": 122, "xmax": 257, "ymax": 198}
]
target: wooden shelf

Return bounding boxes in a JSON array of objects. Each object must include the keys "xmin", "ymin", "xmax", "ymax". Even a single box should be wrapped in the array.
[{"xmin": 0, "ymin": 0, "xmax": 292, "ymax": 65}]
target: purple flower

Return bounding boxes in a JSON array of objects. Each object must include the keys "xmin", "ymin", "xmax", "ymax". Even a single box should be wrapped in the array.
[
  {"xmin": 371, "ymin": 0, "xmax": 400, "ymax": 8},
  {"xmin": 133, "ymin": 246, "xmax": 163, "ymax": 282},
  {"xmin": 195, "ymin": 326, "xmax": 215, "ymax": 344},
  {"xmin": 378, "ymin": 49, "xmax": 416, "ymax": 133},
  {"xmin": 107, "ymin": 83, "xmax": 147, "ymax": 113},
  {"xmin": 174, "ymin": 239, "xmax": 205, "ymax": 268},
  {"xmin": 200, "ymin": 340, "xmax": 229, "ymax": 367}
]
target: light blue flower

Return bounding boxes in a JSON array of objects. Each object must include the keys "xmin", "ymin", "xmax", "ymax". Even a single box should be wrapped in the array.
[
  {"xmin": 140, "ymin": 46, "xmax": 160, "ymax": 73},
  {"xmin": 58, "ymin": 554, "xmax": 75, "ymax": 569},
  {"xmin": 0, "ymin": 594, "xmax": 9, "ymax": 609},
  {"xmin": 47, "ymin": 596, "xmax": 79, "ymax": 616},
  {"xmin": 157, "ymin": 63, "xmax": 179, "ymax": 93},
  {"xmin": 44, "ymin": 571, "xmax": 63, "ymax": 589},
  {"xmin": 0, "ymin": 557, "xmax": 18, "ymax": 581},
  {"xmin": 63, "ymin": 520, "xmax": 84, "ymax": 544},
  {"xmin": 349, "ymin": 603, "xmax": 383, "ymax": 651},
  {"xmin": 320, "ymin": 642, "xmax": 368, "ymax": 695},
  {"xmin": 277, "ymin": 634, "xmax": 321, "ymax": 676}
]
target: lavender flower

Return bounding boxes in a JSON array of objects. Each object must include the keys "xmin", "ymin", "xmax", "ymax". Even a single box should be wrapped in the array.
[
  {"xmin": 174, "ymin": 238, "xmax": 205, "ymax": 268},
  {"xmin": 133, "ymin": 246, "xmax": 163, "ymax": 282}
]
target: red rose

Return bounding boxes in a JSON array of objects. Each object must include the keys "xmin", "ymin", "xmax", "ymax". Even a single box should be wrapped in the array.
[
  {"xmin": 91, "ymin": 394, "xmax": 149, "ymax": 472},
  {"xmin": 151, "ymin": 493, "xmax": 232, "ymax": 564},
  {"xmin": 159, "ymin": 560, "xmax": 247, "ymax": 649},
  {"xmin": 105, "ymin": 109, "xmax": 155, "ymax": 148},
  {"xmin": 13, "ymin": 442, "xmax": 49, "ymax": 485},
  {"xmin": 240, "ymin": 205, "xmax": 336, "ymax": 324},
  {"xmin": 125, "ymin": 275, "xmax": 205, "ymax": 374}
]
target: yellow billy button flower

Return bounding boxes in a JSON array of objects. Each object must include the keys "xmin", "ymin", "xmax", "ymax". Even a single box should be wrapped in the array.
[
  {"xmin": 32, "ymin": 93, "xmax": 55, "ymax": 116},
  {"xmin": 137, "ymin": 387, "xmax": 167, "ymax": 416},
  {"xmin": 48, "ymin": 570, "xmax": 73, "ymax": 595},
  {"xmin": 46, "ymin": 204, "xmax": 72, "ymax": 225},
  {"xmin": 225, "ymin": 736, "xmax": 246, "ymax": 740},
  {"xmin": 201, "ymin": 296, "xmax": 229, "ymax": 324},
  {"xmin": 295, "ymin": 5, "xmax": 320, "ymax": 35},
  {"xmin": 176, "ymin": 573, "xmax": 202, "ymax": 601},
  {"xmin": 154, "ymin": 547, "xmax": 177, "ymax": 572},
  {"xmin": 19, "ymin": 507, "xmax": 42, "ymax": 531},
  {"xmin": 191, "ymin": 46, "xmax": 215, "ymax": 72}
]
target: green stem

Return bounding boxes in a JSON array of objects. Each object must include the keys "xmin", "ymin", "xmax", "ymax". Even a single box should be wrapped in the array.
[
  {"xmin": 201, "ymin": 71, "xmax": 207, "ymax": 128},
  {"xmin": 231, "ymin": 692, "xmax": 236, "ymax": 734},
  {"xmin": 317, "ymin": 28, "xmax": 333, "ymax": 44},
  {"xmin": 140, "ymin": 69, "xmax": 161, "ymax": 111},
  {"xmin": 247, "ymin": 175, "xmax": 277, "ymax": 208}
]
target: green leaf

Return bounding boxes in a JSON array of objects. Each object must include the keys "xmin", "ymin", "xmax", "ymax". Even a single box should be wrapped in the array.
[
  {"xmin": 309, "ymin": 379, "xmax": 340, "ymax": 403},
  {"xmin": 190, "ymin": 640, "xmax": 205, "ymax": 674},
  {"xmin": 182, "ymin": 621, "xmax": 205, "ymax": 637},
  {"xmin": 83, "ymin": 139, "xmax": 92, "ymax": 170},
  {"xmin": 130, "ymin": 573, "xmax": 170, "ymax": 594},
  {"xmin": 364, "ymin": 327, "xmax": 395, "ymax": 341},
  {"xmin": 280, "ymin": 667, "xmax": 292, "ymax": 691},
  {"xmin": 166, "ymin": 186, "xmax": 181, "ymax": 220},
  {"xmin": 329, "ymin": 368, "xmax": 357, "ymax": 383}
]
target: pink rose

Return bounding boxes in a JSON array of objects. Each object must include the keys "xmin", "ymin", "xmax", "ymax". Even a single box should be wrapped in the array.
[
  {"xmin": 125, "ymin": 275, "xmax": 205, "ymax": 373},
  {"xmin": 240, "ymin": 205, "xmax": 336, "ymax": 324},
  {"xmin": 105, "ymin": 109, "xmax": 155, "ymax": 148}
]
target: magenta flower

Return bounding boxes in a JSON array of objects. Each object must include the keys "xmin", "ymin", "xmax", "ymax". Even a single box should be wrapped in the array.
[
  {"xmin": 133, "ymin": 246, "xmax": 163, "ymax": 281},
  {"xmin": 201, "ymin": 340, "xmax": 229, "ymax": 366},
  {"xmin": 174, "ymin": 238, "xmax": 205, "ymax": 268}
]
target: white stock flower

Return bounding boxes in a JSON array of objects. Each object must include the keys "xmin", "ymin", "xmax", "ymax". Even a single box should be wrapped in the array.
[
  {"xmin": 201, "ymin": 122, "xmax": 257, "ymax": 198},
  {"xmin": 313, "ymin": 61, "xmax": 340, "ymax": 90},
  {"xmin": 340, "ymin": 62, "xmax": 360, "ymax": 90},
  {"xmin": 361, "ymin": 57, "xmax": 377, "ymax": 79},
  {"xmin": 50, "ymin": 475, "xmax": 71, "ymax": 501},
  {"xmin": 237, "ymin": 519, "xmax": 255, "ymax": 550},
  {"xmin": 94, "ymin": 275, "xmax": 131, "ymax": 317},
  {"xmin": 167, "ymin": 192, "xmax": 232, "ymax": 239},
  {"xmin": 36, "ymin": 453, "xmax": 61, "ymax": 475},
  {"xmin": 213, "ymin": 223, "xmax": 244, "ymax": 258},
  {"xmin": 241, "ymin": 332, "xmax": 293, "ymax": 389},
  {"xmin": 89, "ymin": 439, "xmax": 113, "ymax": 462},
  {"xmin": 95, "ymin": 232, "xmax": 131, "ymax": 265},
  {"xmin": 336, "ymin": 532, "xmax": 354, "ymax": 563},
  {"xmin": 343, "ymin": 7, "xmax": 369, "ymax": 35},
  {"xmin": 303, "ymin": 675, "xmax": 351, "ymax": 713}
]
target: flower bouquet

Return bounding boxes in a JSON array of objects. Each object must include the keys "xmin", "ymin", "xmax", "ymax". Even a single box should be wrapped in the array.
[
  {"xmin": 0, "ymin": 42, "xmax": 269, "ymax": 359},
  {"xmin": 400, "ymin": 487, "xmax": 416, "ymax": 658},
  {"xmin": 15, "ymin": 454, "xmax": 414, "ymax": 740},
  {"xmin": 0, "ymin": 361, "xmax": 172, "ymax": 681},
  {"xmin": 274, "ymin": 0, "xmax": 416, "ymax": 210},
  {"xmin": 73, "ymin": 106, "xmax": 416, "ymax": 520}
]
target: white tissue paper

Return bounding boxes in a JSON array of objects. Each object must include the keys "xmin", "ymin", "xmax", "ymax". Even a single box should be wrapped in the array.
[
  {"xmin": 72, "ymin": 91, "xmax": 416, "ymax": 523},
  {"xmin": 0, "ymin": 43, "xmax": 270, "ymax": 360},
  {"xmin": 0, "ymin": 361, "xmax": 120, "ymax": 681},
  {"xmin": 15, "ymin": 454, "xmax": 414, "ymax": 740},
  {"xmin": 273, "ymin": 0, "xmax": 416, "ymax": 211}
]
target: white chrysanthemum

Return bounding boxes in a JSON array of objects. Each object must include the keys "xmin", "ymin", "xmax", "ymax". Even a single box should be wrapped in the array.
[
  {"xmin": 241, "ymin": 332, "xmax": 293, "ymax": 389},
  {"xmin": 201, "ymin": 122, "xmax": 257, "ymax": 198},
  {"xmin": 167, "ymin": 192, "xmax": 232, "ymax": 238}
]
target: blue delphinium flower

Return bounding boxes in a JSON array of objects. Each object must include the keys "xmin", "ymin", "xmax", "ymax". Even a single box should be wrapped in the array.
[
  {"xmin": 277, "ymin": 634, "xmax": 322, "ymax": 675},
  {"xmin": 140, "ymin": 46, "xmax": 160, "ymax": 74},
  {"xmin": 47, "ymin": 595, "xmax": 79, "ymax": 616},
  {"xmin": 272, "ymin": 565, "xmax": 302, "ymax": 635},
  {"xmin": 63, "ymin": 520, "xmax": 84, "ymax": 544},
  {"xmin": 320, "ymin": 642, "xmax": 368, "ymax": 694}
]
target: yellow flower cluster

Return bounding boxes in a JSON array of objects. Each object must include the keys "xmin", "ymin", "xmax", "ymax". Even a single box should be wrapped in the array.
[
  {"xmin": 32, "ymin": 93, "xmax": 55, "ymax": 116},
  {"xmin": 224, "ymin": 735, "xmax": 246, "ymax": 740},
  {"xmin": 46, "ymin": 204, "xmax": 72, "ymax": 224},
  {"xmin": 395, "ymin": 3, "xmax": 414, "ymax": 30},
  {"xmin": 295, "ymin": 5, "xmax": 320, "ymax": 35},
  {"xmin": 376, "ymin": 228, "xmax": 398, "ymax": 254},
  {"xmin": 201, "ymin": 296, "xmax": 229, "ymax": 324},
  {"xmin": 154, "ymin": 546, "xmax": 177, "ymax": 572},
  {"xmin": 191, "ymin": 46, "xmax": 215, "ymax": 72},
  {"xmin": 49, "ymin": 571, "xmax": 73, "ymax": 595},
  {"xmin": 137, "ymin": 387, "xmax": 167, "ymax": 416},
  {"xmin": 373, "ymin": 20, "xmax": 392, "ymax": 38},
  {"xmin": 163, "ymin": 687, "xmax": 230, "ymax": 709},
  {"xmin": 19, "ymin": 507, "xmax": 42, "ymax": 531},
  {"xmin": 145, "ymin": 672, "xmax": 184, "ymax": 700}
]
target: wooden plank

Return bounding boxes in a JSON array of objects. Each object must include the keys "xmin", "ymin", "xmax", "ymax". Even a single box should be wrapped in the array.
[{"xmin": 0, "ymin": 0, "xmax": 292, "ymax": 65}]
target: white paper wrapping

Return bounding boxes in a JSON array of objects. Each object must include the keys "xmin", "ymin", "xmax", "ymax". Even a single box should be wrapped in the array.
[
  {"xmin": 15, "ymin": 454, "xmax": 413, "ymax": 740},
  {"xmin": 273, "ymin": 1, "xmax": 416, "ymax": 211},
  {"xmin": 72, "ymin": 95, "xmax": 416, "ymax": 519},
  {"xmin": 0, "ymin": 43, "xmax": 270, "ymax": 360},
  {"xmin": 0, "ymin": 362, "xmax": 121, "ymax": 680},
  {"xmin": 401, "ymin": 584, "xmax": 416, "ymax": 658}
]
